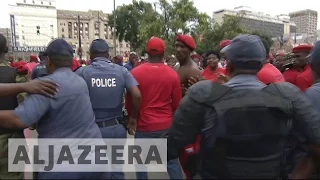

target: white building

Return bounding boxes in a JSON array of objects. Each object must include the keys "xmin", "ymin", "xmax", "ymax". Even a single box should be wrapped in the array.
[
  {"xmin": 9, "ymin": 0, "xmax": 57, "ymax": 47},
  {"xmin": 213, "ymin": 6, "xmax": 296, "ymax": 38}
]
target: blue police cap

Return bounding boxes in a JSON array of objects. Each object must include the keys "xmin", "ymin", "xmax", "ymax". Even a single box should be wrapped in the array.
[
  {"xmin": 44, "ymin": 39, "xmax": 73, "ymax": 57},
  {"xmin": 89, "ymin": 39, "xmax": 109, "ymax": 53},
  {"xmin": 309, "ymin": 41, "xmax": 320, "ymax": 66},
  {"xmin": 225, "ymin": 35, "xmax": 266, "ymax": 68}
]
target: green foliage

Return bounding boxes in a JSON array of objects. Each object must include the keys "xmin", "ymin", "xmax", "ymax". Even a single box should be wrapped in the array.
[{"xmin": 110, "ymin": 0, "xmax": 273, "ymax": 55}]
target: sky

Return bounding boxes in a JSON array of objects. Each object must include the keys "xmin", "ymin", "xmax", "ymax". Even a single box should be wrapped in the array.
[{"xmin": 0, "ymin": 0, "xmax": 318, "ymax": 28}]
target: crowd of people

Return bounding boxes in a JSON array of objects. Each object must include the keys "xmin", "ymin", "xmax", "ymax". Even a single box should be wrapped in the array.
[{"xmin": 0, "ymin": 29, "xmax": 320, "ymax": 180}]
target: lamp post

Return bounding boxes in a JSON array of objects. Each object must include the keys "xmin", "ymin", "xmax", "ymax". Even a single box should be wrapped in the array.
[{"xmin": 113, "ymin": 0, "xmax": 117, "ymax": 56}]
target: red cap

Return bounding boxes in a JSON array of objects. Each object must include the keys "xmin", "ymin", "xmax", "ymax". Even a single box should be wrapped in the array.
[
  {"xmin": 292, "ymin": 44, "xmax": 313, "ymax": 53},
  {"xmin": 219, "ymin": 40, "xmax": 232, "ymax": 49},
  {"xmin": 30, "ymin": 55, "xmax": 39, "ymax": 63},
  {"xmin": 16, "ymin": 65, "xmax": 29, "ymax": 75},
  {"xmin": 191, "ymin": 54, "xmax": 202, "ymax": 60},
  {"xmin": 147, "ymin": 37, "xmax": 165, "ymax": 55},
  {"xmin": 176, "ymin": 34, "xmax": 196, "ymax": 50}
]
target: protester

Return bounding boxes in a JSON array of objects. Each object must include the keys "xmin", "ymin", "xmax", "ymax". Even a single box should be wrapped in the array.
[
  {"xmin": 257, "ymin": 38, "xmax": 285, "ymax": 84},
  {"xmin": 126, "ymin": 36, "xmax": 183, "ymax": 180},
  {"xmin": 201, "ymin": 51, "xmax": 226, "ymax": 82},
  {"xmin": 113, "ymin": 55, "xmax": 124, "ymax": 66},
  {"xmin": 75, "ymin": 39, "xmax": 141, "ymax": 179},
  {"xmin": 274, "ymin": 52, "xmax": 286, "ymax": 72},
  {"xmin": 175, "ymin": 34, "xmax": 202, "ymax": 95},
  {"xmin": 167, "ymin": 35, "xmax": 320, "ymax": 179},
  {"xmin": 296, "ymin": 45, "xmax": 314, "ymax": 91}
]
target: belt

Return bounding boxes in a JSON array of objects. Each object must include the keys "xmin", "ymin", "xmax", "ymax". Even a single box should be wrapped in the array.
[{"xmin": 96, "ymin": 118, "xmax": 123, "ymax": 128}]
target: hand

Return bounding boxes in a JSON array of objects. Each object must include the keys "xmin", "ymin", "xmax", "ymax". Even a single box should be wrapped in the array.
[
  {"xmin": 23, "ymin": 80, "xmax": 59, "ymax": 97},
  {"xmin": 188, "ymin": 76, "xmax": 204, "ymax": 87},
  {"xmin": 216, "ymin": 74, "xmax": 230, "ymax": 84},
  {"xmin": 127, "ymin": 117, "xmax": 137, "ymax": 135}
]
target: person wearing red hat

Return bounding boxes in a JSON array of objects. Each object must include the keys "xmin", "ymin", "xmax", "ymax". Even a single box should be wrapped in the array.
[
  {"xmin": 175, "ymin": 34, "xmax": 202, "ymax": 95},
  {"xmin": 191, "ymin": 54, "xmax": 203, "ymax": 68},
  {"xmin": 294, "ymin": 45, "xmax": 314, "ymax": 91},
  {"xmin": 283, "ymin": 45, "xmax": 312, "ymax": 87},
  {"xmin": 126, "ymin": 37, "xmax": 183, "ymax": 180}
]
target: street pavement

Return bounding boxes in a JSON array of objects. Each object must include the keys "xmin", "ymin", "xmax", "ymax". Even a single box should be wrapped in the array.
[{"xmin": 23, "ymin": 129, "xmax": 179, "ymax": 180}]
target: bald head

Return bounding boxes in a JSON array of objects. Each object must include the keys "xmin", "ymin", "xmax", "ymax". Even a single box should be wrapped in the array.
[{"xmin": 0, "ymin": 34, "xmax": 7, "ymax": 54}]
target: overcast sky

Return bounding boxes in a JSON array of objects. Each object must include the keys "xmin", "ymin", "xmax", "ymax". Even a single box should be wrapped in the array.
[{"xmin": 0, "ymin": 0, "xmax": 318, "ymax": 28}]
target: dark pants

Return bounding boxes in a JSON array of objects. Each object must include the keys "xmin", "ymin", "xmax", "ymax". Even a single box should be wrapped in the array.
[
  {"xmin": 135, "ymin": 130, "xmax": 184, "ymax": 180},
  {"xmin": 100, "ymin": 124, "xmax": 127, "ymax": 179}
]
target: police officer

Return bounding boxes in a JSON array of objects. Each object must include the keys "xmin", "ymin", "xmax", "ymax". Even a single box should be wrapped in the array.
[
  {"xmin": 0, "ymin": 39, "xmax": 108, "ymax": 179},
  {"xmin": 31, "ymin": 51, "xmax": 48, "ymax": 79},
  {"xmin": 167, "ymin": 35, "xmax": 320, "ymax": 179},
  {"xmin": 75, "ymin": 39, "xmax": 141, "ymax": 179}
]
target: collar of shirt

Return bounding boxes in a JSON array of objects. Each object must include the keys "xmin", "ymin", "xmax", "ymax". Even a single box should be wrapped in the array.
[
  {"xmin": 54, "ymin": 67, "xmax": 73, "ymax": 74},
  {"xmin": 225, "ymin": 74, "xmax": 266, "ymax": 89},
  {"xmin": 91, "ymin": 57, "xmax": 111, "ymax": 67}
]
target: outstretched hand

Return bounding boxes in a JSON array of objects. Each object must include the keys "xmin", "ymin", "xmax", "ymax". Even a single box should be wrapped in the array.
[
  {"xmin": 216, "ymin": 74, "xmax": 230, "ymax": 84},
  {"xmin": 23, "ymin": 80, "xmax": 59, "ymax": 97},
  {"xmin": 188, "ymin": 76, "xmax": 205, "ymax": 87}
]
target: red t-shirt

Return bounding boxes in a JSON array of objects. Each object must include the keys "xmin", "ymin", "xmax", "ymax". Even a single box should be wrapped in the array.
[
  {"xmin": 201, "ymin": 67, "xmax": 226, "ymax": 82},
  {"xmin": 296, "ymin": 65, "xmax": 314, "ymax": 92},
  {"xmin": 257, "ymin": 63, "xmax": 285, "ymax": 84},
  {"xmin": 283, "ymin": 68, "xmax": 301, "ymax": 85},
  {"xmin": 71, "ymin": 59, "xmax": 81, "ymax": 71},
  {"xmin": 127, "ymin": 63, "xmax": 182, "ymax": 132}
]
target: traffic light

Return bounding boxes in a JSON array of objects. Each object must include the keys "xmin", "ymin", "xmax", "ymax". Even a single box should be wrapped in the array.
[{"xmin": 36, "ymin": 26, "xmax": 40, "ymax": 35}]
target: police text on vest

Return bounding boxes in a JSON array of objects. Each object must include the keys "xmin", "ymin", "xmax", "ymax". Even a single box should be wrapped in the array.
[{"xmin": 91, "ymin": 78, "xmax": 116, "ymax": 87}]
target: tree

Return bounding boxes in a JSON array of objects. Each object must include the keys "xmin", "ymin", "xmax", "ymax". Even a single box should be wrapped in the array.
[
  {"xmin": 108, "ymin": 0, "xmax": 156, "ymax": 51},
  {"xmin": 250, "ymin": 31, "xmax": 273, "ymax": 47},
  {"xmin": 197, "ymin": 15, "xmax": 248, "ymax": 52},
  {"xmin": 138, "ymin": 0, "xmax": 211, "ymax": 55}
]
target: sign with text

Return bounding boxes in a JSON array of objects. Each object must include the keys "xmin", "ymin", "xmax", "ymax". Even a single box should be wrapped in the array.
[
  {"xmin": 13, "ymin": 46, "xmax": 46, "ymax": 52},
  {"xmin": 8, "ymin": 138, "xmax": 167, "ymax": 172}
]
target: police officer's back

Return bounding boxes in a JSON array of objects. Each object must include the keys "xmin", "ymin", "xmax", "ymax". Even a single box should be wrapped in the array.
[
  {"xmin": 31, "ymin": 51, "xmax": 48, "ymax": 79},
  {"xmin": 167, "ymin": 35, "xmax": 320, "ymax": 179},
  {"xmin": 75, "ymin": 39, "xmax": 141, "ymax": 179}
]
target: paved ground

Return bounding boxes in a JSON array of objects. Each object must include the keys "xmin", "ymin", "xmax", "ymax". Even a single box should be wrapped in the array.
[{"xmin": 23, "ymin": 130, "xmax": 179, "ymax": 180}]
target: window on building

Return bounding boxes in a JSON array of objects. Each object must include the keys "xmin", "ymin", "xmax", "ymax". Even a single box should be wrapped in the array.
[
  {"xmin": 68, "ymin": 35, "xmax": 72, "ymax": 38},
  {"xmin": 126, "ymin": 44, "xmax": 129, "ymax": 48},
  {"xmin": 62, "ymin": 34, "xmax": 65, "ymax": 38},
  {"xmin": 61, "ymin": 28, "xmax": 64, "ymax": 32},
  {"xmin": 120, "ymin": 43, "xmax": 123, "ymax": 48},
  {"xmin": 22, "ymin": 35, "xmax": 25, "ymax": 40},
  {"xmin": 50, "ymin": 25, "xmax": 53, "ymax": 28},
  {"xmin": 41, "ymin": 1, "xmax": 43, "ymax": 4},
  {"xmin": 32, "ymin": 0, "xmax": 35, "ymax": 4},
  {"xmin": 49, "ymin": 2, "xmax": 51, "ymax": 5},
  {"xmin": 23, "ymin": 0, "xmax": 26, "ymax": 3}
]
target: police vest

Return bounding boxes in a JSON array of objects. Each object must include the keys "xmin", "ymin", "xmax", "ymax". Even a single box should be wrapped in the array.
[
  {"xmin": 199, "ymin": 82, "xmax": 293, "ymax": 179},
  {"xmin": 0, "ymin": 66, "xmax": 22, "ymax": 135},
  {"xmin": 82, "ymin": 64, "xmax": 125, "ymax": 121}
]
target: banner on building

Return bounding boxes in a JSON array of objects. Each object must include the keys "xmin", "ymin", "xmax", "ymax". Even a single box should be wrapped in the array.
[{"xmin": 13, "ymin": 46, "xmax": 46, "ymax": 52}]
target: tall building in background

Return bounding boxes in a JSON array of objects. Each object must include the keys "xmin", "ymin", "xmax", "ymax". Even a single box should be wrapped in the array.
[
  {"xmin": 57, "ymin": 10, "xmax": 130, "ymax": 59},
  {"xmin": 9, "ymin": 0, "xmax": 57, "ymax": 48},
  {"xmin": 213, "ymin": 6, "xmax": 297, "ymax": 38},
  {"xmin": 289, "ymin": 9, "xmax": 318, "ymax": 35}
]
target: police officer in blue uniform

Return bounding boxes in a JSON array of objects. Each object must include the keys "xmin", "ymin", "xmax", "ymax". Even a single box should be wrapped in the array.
[
  {"xmin": 76, "ymin": 39, "xmax": 141, "ymax": 179},
  {"xmin": 31, "ymin": 51, "xmax": 48, "ymax": 79},
  {"xmin": 0, "ymin": 39, "xmax": 108, "ymax": 179},
  {"xmin": 167, "ymin": 35, "xmax": 320, "ymax": 179}
]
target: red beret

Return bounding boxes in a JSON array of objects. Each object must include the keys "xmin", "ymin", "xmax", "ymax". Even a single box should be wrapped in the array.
[
  {"xmin": 176, "ymin": 34, "xmax": 196, "ymax": 50},
  {"xmin": 147, "ymin": 37, "xmax": 165, "ymax": 55},
  {"xmin": 219, "ymin": 40, "xmax": 232, "ymax": 49},
  {"xmin": 191, "ymin": 54, "xmax": 202, "ymax": 60},
  {"xmin": 292, "ymin": 44, "xmax": 313, "ymax": 53},
  {"xmin": 16, "ymin": 65, "xmax": 29, "ymax": 75},
  {"xmin": 30, "ymin": 55, "xmax": 39, "ymax": 63}
]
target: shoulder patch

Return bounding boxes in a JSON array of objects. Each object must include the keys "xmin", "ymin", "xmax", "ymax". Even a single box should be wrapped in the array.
[{"xmin": 187, "ymin": 80, "xmax": 231, "ymax": 103}]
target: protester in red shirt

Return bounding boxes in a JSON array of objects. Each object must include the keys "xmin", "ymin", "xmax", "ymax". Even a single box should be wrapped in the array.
[
  {"xmin": 296, "ymin": 63, "xmax": 313, "ymax": 92},
  {"xmin": 71, "ymin": 58, "xmax": 81, "ymax": 71},
  {"xmin": 202, "ymin": 51, "xmax": 226, "ymax": 82},
  {"xmin": 257, "ymin": 38, "xmax": 285, "ymax": 84},
  {"xmin": 126, "ymin": 36, "xmax": 183, "ymax": 179},
  {"xmin": 283, "ymin": 44, "xmax": 312, "ymax": 86}
]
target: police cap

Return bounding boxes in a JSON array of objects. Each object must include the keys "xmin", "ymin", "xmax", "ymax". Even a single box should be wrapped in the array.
[
  {"xmin": 43, "ymin": 39, "xmax": 73, "ymax": 57},
  {"xmin": 90, "ymin": 39, "xmax": 109, "ymax": 53},
  {"xmin": 224, "ymin": 35, "xmax": 266, "ymax": 70}
]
